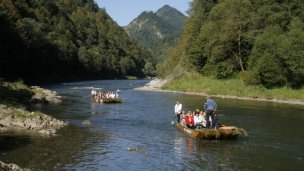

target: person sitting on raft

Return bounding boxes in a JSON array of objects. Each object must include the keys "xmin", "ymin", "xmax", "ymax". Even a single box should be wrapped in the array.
[
  {"xmin": 185, "ymin": 111, "xmax": 195, "ymax": 129},
  {"xmin": 180, "ymin": 110, "xmax": 186, "ymax": 125},
  {"xmin": 194, "ymin": 111, "xmax": 207, "ymax": 129},
  {"xmin": 91, "ymin": 89, "xmax": 97, "ymax": 99}
]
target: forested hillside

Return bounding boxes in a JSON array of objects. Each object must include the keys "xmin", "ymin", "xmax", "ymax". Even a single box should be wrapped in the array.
[
  {"xmin": 158, "ymin": 0, "xmax": 304, "ymax": 89},
  {"xmin": 0, "ymin": 0, "xmax": 155, "ymax": 83},
  {"xmin": 124, "ymin": 5, "xmax": 186, "ymax": 63}
]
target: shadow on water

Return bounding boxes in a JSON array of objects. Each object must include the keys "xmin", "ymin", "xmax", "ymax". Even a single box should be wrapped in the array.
[
  {"xmin": 0, "ymin": 125, "xmax": 107, "ymax": 170},
  {"xmin": 0, "ymin": 134, "xmax": 33, "ymax": 153}
]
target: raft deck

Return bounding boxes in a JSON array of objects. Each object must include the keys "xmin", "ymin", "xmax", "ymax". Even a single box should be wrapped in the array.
[
  {"xmin": 92, "ymin": 98, "xmax": 123, "ymax": 103},
  {"xmin": 176, "ymin": 123, "xmax": 246, "ymax": 140}
]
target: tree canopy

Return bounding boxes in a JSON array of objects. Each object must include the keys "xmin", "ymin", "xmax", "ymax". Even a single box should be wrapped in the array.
[
  {"xmin": 158, "ymin": 0, "xmax": 304, "ymax": 88},
  {"xmin": 0, "ymin": 0, "xmax": 155, "ymax": 83}
]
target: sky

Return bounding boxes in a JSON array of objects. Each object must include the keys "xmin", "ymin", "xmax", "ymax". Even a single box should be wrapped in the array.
[{"xmin": 95, "ymin": 0, "xmax": 191, "ymax": 26}]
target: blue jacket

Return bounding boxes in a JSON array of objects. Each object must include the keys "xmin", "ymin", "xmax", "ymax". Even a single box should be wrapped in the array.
[{"xmin": 204, "ymin": 99, "xmax": 216, "ymax": 111}]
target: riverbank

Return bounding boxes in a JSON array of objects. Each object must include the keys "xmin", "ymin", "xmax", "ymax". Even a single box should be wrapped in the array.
[
  {"xmin": 0, "ymin": 161, "xmax": 28, "ymax": 171},
  {"xmin": 0, "ymin": 104, "xmax": 67, "ymax": 135},
  {"xmin": 135, "ymin": 77, "xmax": 304, "ymax": 106},
  {"xmin": 0, "ymin": 81, "xmax": 67, "ymax": 135}
]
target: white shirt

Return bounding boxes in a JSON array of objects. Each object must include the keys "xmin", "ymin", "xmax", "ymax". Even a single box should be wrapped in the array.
[
  {"xmin": 174, "ymin": 103, "xmax": 182, "ymax": 114},
  {"xmin": 91, "ymin": 90, "xmax": 96, "ymax": 95},
  {"xmin": 194, "ymin": 115, "xmax": 200, "ymax": 124},
  {"xmin": 199, "ymin": 115, "xmax": 207, "ymax": 127}
]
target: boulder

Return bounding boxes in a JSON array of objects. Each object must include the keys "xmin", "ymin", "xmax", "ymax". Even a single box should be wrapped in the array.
[
  {"xmin": 0, "ymin": 161, "xmax": 23, "ymax": 171},
  {"xmin": 82, "ymin": 120, "xmax": 91, "ymax": 125},
  {"xmin": 30, "ymin": 86, "xmax": 62, "ymax": 104},
  {"xmin": 0, "ymin": 104, "xmax": 67, "ymax": 135}
]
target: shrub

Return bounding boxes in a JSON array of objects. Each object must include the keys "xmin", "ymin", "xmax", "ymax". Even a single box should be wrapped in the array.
[
  {"xmin": 215, "ymin": 62, "xmax": 236, "ymax": 79},
  {"xmin": 239, "ymin": 71, "xmax": 259, "ymax": 86}
]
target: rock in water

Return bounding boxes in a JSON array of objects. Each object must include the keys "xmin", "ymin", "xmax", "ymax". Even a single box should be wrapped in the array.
[
  {"xmin": 0, "ymin": 104, "xmax": 67, "ymax": 136},
  {"xmin": 39, "ymin": 129, "xmax": 56, "ymax": 135},
  {"xmin": 82, "ymin": 120, "xmax": 91, "ymax": 125},
  {"xmin": 127, "ymin": 147, "xmax": 138, "ymax": 151},
  {"xmin": 30, "ymin": 86, "xmax": 62, "ymax": 104}
]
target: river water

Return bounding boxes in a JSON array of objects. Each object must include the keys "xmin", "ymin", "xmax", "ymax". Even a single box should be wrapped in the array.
[{"xmin": 0, "ymin": 80, "xmax": 303, "ymax": 170}]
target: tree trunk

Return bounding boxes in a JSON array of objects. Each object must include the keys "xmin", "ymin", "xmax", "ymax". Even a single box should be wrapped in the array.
[{"xmin": 237, "ymin": 25, "xmax": 244, "ymax": 71}]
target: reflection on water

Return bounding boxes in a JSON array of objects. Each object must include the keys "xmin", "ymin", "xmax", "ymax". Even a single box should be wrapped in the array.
[
  {"xmin": 0, "ymin": 80, "xmax": 303, "ymax": 170},
  {"xmin": 0, "ymin": 126, "xmax": 106, "ymax": 170},
  {"xmin": 185, "ymin": 138, "xmax": 194, "ymax": 155}
]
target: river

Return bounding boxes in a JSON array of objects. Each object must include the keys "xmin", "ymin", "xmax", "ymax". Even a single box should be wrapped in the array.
[{"xmin": 0, "ymin": 80, "xmax": 303, "ymax": 170}]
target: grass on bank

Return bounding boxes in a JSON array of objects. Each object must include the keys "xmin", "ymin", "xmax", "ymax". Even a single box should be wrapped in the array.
[
  {"xmin": 162, "ymin": 75, "xmax": 304, "ymax": 101},
  {"xmin": 125, "ymin": 76, "xmax": 138, "ymax": 80},
  {"xmin": 0, "ymin": 104, "xmax": 46, "ymax": 120},
  {"xmin": 0, "ymin": 80, "xmax": 34, "ymax": 106}
]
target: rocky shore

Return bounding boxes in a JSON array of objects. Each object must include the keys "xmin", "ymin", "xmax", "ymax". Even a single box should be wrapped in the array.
[
  {"xmin": 0, "ymin": 104, "xmax": 67, "ymax": 135},
  {"xmin": 0, "ymin": 82, "xmax": 67, "ymax": 135},
  {"xmin": 30, "ymin": 86, "xmax": 62, "ymax": 104},
  {"xmin": 0, "ymin": 161, "xmax": 24, "ymax": 171},
  {"xmin": 135, "ymin": 79, "xmax": 304, "ymax": 106},
  {"xmin": 0, "ymin": 82, "xmax": 67, "ymax": 170},
  {"xmin": 134, "ymin": 79, "xmax": 168, "ymax": 91}
]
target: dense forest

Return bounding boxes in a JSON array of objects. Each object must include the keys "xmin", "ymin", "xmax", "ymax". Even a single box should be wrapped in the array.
[
  {"xmin": 0, "ymin": 0, "xmax": 155, "ymax": 83},
  {"xmin": 124, "ymin": 5, "xmax": 186, "ymax": 63},
  {"xmin": 158, "ymin": 0, "xmax": 304, "ymax": 89}
]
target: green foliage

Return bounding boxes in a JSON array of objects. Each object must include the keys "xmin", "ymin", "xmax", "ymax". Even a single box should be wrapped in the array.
[
  {"xmin": 0, "ymin": 80, "xmax": 34, "ymax": 105},
  {"xmin": 249, "ymin": 20, "xmax": 304, "ymax": 88},
  {"xmin": 215, "ymin": 61, "xmax": 237, "ymax": 79},
  {"xmin": 249, "ymin": 26, "xmax": 287, "ymax": 88},
  {"xmin": 119, "ymin": 58, "xmax": 136, "ymax": 75},
  {"xmin": 283, "ymin": 18, "xmax": 304, "ymax": 88},
  {"xmin": 158, "ymin": 0, "xmax": 304, "ymax": 89},
  {"xmin": 187, "ymin": 37, "xmax": 208, "ymax": 72},
  {"xmin": 199, "ymin": 0, "xmax": 253, "ymax": 74},
  {"xmin": 0, "ymin": 0, "xmax": 154, "ymax": 83},
  {"xmin": 257, "ymin": 54, "xmax": 287, "ymax": 88},
  {"xmin": 157, "ymin": 0, "xmax": 219, "ymax": 77},
  {"xmin": 143, "ymin": 62, "xmax": 156, "ymax": 76},
  {"xmin": 239, "ymin": 71, "xmax": 259, "ymax": 86}
]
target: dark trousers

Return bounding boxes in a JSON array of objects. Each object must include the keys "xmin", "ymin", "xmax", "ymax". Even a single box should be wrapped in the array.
[
  {"xmin": 176, "ymin": 113, "xmax": 181, "ymax": 123},
  {"xmin": 195, "ymin": 124, "xmax": 205, "ymax": 129},
  {"xmin": 206, "ymin": 110, "xmax": 215, "ymax": 128},
  {"xmin": 186, "ymin": 124, "xmax": 195, "ymax": 129},
  {"xmin": 213, "ymin": 114, "xmax": 219, "ymax": 129}
]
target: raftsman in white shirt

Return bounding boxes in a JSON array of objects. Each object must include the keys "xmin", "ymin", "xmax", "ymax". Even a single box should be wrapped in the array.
[{"xmin": 174, "ymin": 103, "xmax": 182, "ymax": 114}]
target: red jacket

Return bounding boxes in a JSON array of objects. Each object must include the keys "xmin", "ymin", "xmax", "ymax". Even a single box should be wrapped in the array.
[{"xmin": 185, "ymin": 115, "xmax": 194, "ymax": 125}]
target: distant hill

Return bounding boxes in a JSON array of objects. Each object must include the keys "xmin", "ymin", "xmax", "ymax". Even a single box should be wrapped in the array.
[{"xmin": 124, "ymin": 5, "xmax": 186, "ymax": 63}]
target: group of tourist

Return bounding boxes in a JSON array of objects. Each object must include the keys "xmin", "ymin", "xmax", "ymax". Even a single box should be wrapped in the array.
[
  {"xmin": 174, "ymin": 96, "xmax": 218, "ymax": 129},
  {"xmin": 91, "ymin": 89, "xmax": 120, "ymax": 100}
]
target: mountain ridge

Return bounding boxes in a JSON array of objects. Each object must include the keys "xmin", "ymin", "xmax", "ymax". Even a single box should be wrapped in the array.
[{"xmin": 124, "ymin": 5, "xmax": 187, "ymax": 63}]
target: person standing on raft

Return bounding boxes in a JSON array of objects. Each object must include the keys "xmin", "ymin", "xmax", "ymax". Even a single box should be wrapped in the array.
[
  {"xmin": 204, "ymin": 96, "xmax": 217, "ymax": 129},
  {"xmin": 174, "ymin": 100, "xmax": 182, "ymax": 123}
]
